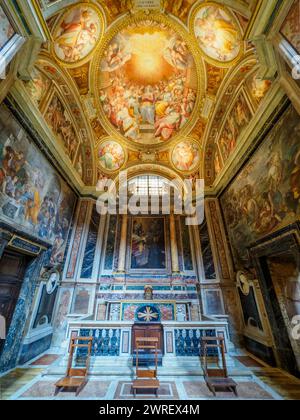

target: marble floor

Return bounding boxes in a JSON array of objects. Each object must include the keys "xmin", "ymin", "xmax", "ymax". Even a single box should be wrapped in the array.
[{"xmin": 1, "ymin": 352, "xmax": 299, "ymax": 400}]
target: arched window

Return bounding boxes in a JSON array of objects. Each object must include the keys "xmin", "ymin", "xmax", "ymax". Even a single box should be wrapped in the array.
[{"xmin": 128, "ymin": 175, "xmax": 170, "ymax": 196}]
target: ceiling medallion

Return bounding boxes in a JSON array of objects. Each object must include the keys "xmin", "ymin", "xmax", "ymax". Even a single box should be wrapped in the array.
[
  {"xmin": 171, "ymin": 139, "xmax": 201, "ymax": 174},
  {"xmin": 190, "ymin": 2, "xmax": 243, "ymax": 67},
  {"xmin": 52, "ymin": 3, "xmax": 105, "ymax": 67},
  {"xmin": 97, "ymin": 139, "xmax": 126, "ymax": 173},
  {"xmin": 92, "ymin": 11, "xmax": 204, "ymax": 149}
]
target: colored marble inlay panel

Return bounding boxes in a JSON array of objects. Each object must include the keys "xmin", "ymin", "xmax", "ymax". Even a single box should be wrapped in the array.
[
  {"xmin": 180, "ymin": 217, "xmax": 194, "ymax": 271},
  {"xmin": 66, "ymin": 201, "xmax": 88, "ymax": 278},
  {"xmin": 104, "ymin": 215, "xmax": 118, "ymax": 270},
  {"xmin": 199, "ymin": 222, "xmax": 216, "ymax": 279},
  {"xmin": 122, "ymin": 302, "xmax": 175, "ymax": 321},
  {"xmin": 121, "ymin": 331, "xmax": 130, "ymax": 354},
  {"xmin": 175, "ymin": 329, "xmax": 217, "ymax": 357},
  {"xmin": 166, "ymin": 331, "xmax": 174, "ymax": 354},
  {"xmin": 80, "ymin": 205, "xmax": 100, "ymax": 279},
  {"xmin": 79, "ymin": 328, "xmax": 121, "ymax": 357}
]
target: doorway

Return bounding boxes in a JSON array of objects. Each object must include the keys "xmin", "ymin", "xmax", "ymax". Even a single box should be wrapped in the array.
[
  {"xmin": 258, "ymin": 252, "xmax": 300, "ymax": 377},
  {"xmin": 0, "ymin": 249, "xmax": 31, "ymax": 355}
]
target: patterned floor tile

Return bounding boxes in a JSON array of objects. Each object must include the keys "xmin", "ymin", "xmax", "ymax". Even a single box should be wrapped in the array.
[
  {"xmin": 114, "ymin": 381, "xmax": 179, "ymax": 400},
  {"xmin": 183, "ymin": 380, "xmax": 275, "ymax": 399}
]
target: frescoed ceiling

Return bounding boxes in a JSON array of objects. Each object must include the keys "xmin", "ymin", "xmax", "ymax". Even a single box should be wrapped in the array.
[{"xmin": 22, "ymin": 0, "xmax": 280, "ymax": 194}]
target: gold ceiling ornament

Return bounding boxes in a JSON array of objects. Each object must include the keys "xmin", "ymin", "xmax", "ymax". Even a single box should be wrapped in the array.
[
  {"xmin": 189, "ymin": 2, "xmax": 244, "ymax": 68},
  {"xmin": 91, "ymin": 10, "xmax": 205, "ymax": 152},
  {"xmin": 96, "ymin": 137, "xmax": 128, "ymax": 174},
  {"xmin": 170, "ymin": 137, "xmax": 201, "ymax": 175},
  {"xmin": 51, "ymin": 2, "xmax": 105, "ymax": 68}
]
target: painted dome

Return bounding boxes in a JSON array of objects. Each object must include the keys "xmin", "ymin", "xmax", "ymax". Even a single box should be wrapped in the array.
[{"xmin": 98, "ymin": 19, "xmax": 198, "ymax": 145}]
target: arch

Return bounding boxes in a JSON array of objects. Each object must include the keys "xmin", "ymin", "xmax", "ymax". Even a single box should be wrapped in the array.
[{"xmin": 32, "ymin": 53, "xmax": 96, "ymax": 185}]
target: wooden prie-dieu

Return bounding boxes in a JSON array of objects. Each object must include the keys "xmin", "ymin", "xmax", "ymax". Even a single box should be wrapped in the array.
[
  {"xmin": 132, "ymin": 337, "xmax": 160, "ymax": 398},
  {"xmin": 132, "ymin": 323, "xmax": 163, "ymax": 366},
  {"xmin": 54, "ymin": 336, "xmax": 93, "ymax": 397}
]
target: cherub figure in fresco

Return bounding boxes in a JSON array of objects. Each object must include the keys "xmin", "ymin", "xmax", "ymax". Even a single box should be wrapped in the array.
[
  {"xmin": 101, "ymin": 38, "xmax": 131, "ymax": 72},
  {"xmin": 164, "ymin": 37, "xmax": 189, "ymax": 70},
  {"xmin": 195, "ymin": 6, "xmax": 239, "ymax": 61}
]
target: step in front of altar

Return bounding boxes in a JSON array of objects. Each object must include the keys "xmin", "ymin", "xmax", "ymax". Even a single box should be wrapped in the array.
[{"xmin": 44, "ymin": 355, "xmax": 252, "ymax": 379}]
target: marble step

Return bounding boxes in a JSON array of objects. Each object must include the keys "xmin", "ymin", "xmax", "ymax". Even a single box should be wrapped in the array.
[{"xmin": 44, "ymin": 356, "xmax": 253, "ymax": 379}]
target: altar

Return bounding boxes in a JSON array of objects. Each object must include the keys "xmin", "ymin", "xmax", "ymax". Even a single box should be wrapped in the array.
[{"xmin": 132, "ymin": 323, "xmax": 164, "ymax": 366}]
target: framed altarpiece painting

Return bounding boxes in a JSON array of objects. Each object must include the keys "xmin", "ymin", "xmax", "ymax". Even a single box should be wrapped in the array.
[{"xmin": 127, "ymin": 216, "xmax": 170, "ymax": 274}]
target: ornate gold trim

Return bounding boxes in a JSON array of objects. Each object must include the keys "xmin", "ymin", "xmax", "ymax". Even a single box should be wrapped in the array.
[{"xmin": 8, "ymin": 235, "xmax": 46, "ymax": 256}]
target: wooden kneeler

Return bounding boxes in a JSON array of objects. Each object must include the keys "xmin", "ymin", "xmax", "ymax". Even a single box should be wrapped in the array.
[
  {"xmin": 55, "ymin": 336, "xmax": 93, "ymax": 397},
  {"xmin": 202, "ymin": 336, "xmax": 238, "ymax": 397},
  {"xmin": 132, "ymin": 337, "xmax": 160, "ymax": 398}
]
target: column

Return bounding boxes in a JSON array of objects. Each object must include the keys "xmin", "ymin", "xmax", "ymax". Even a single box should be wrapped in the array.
[
  {"xmin": 170, "ymin": 213, "xmax": 179, "ymax": 274},
  {"xmin": 117, "ymin": 214, "xmax": 128, "ymax": 273}
]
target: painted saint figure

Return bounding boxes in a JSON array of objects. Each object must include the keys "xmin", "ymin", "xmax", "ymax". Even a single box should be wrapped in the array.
[{"xmin": 54, "ymin": 6, "xmax": 101, "ymax": 63}]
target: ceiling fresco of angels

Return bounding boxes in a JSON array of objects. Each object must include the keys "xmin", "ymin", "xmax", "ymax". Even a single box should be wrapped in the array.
[
  {"xmin": 53, "ymin": 4, "xmax": 103, "ymax": 64},
  {"xmin": 193, "ymin": 4, "xmax": 242, "ymax": 64},
  {"xmin": 99, "ymin": 20, "xmax": 198, "ymax": 145}
]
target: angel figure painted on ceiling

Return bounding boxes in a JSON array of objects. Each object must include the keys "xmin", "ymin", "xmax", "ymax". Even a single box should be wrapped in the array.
[
  {"xmin": 98, "ymin": 20, "xmax": 198, "ymax": 145},
  {"xmin": 193, "ymin": 5, "xmax": 241, "ymax": 63},
  {"xmin": 53, "ymin": 5, "xmax": 102, "ymax": 63},
  {"xmin": 98, "ymin": 141, "xmax": 125, "ymax": 171}
]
